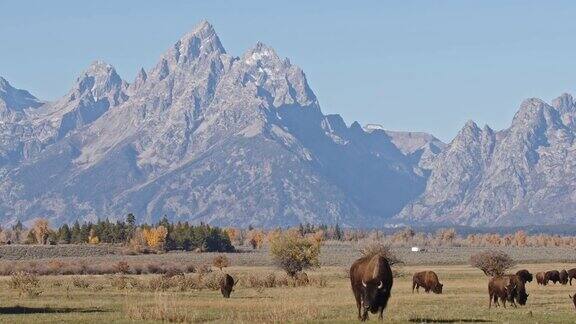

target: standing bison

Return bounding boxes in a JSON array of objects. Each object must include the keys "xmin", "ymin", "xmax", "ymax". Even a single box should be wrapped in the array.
[
  {"xmin": 515, "ymin": 270, "xmax": 533, "ymax": 284},
  {"xmin": 536, "ymin": 272, "xmax": 547, "ymax": 285},
  {"xmin": 350, "ymin": 254, "xmax": 393, "ymax": 321},
  {"xmin": 545, "ymin": 270, "xmax": 561, "ymax": 284},
  {"xmin": 219, "ymin": 273, "xmax": 236, "ymax": 298},
  {"xmin": 412, "ymin": 271, "xmax": 443, "ymax": 294},
  {"xmin": 560, "ymin": 270, "xmax": 569, "ymax": 285},
  {"xmin": 568, "ymin": 268, "xmax": 576, "ymax": 285},
  {"xmin": 488, "ymin": 274, "xmax": 528, "ymax": 309}
]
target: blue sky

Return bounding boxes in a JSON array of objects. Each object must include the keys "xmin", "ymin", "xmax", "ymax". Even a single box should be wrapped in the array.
[{"xmin": 1, "ymin": 1, "xmax": 576, "ymax": 141}]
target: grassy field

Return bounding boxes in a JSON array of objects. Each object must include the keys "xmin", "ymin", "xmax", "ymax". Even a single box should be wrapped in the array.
[{"xmin": 0, "ymin": 262, "xmax": 575, "ymax": 323}]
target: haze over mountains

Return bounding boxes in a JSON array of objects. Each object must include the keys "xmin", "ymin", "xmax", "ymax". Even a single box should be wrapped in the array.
[{"xmin": 1, "ymin": 21, "xmax": 575, "ymax": 227}]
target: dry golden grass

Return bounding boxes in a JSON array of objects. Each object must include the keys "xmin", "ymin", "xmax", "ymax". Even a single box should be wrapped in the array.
[{"xmin": 0, "ymin": 263, "xmax": 573, "ymax": 323}]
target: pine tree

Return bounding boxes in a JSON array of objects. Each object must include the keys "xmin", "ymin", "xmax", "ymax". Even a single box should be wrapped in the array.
[
  {"xmin": 58, "ymin": 224, "xmax": 72, "ymax": 244},
  {"xmin": 71, "ymin": 221, "xmax": 82, "ymax": 243}
]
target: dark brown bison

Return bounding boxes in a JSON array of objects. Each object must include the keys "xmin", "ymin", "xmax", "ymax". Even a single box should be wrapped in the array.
[
  {"xmin": 350, "ymin": 254, "xmax": 393, "ymax": 321},
  {"xmin": 536, "ymin": 272, "xmax": 547, "ymax": 285},
  {"xmin": 569, "ymin": 294, "xmax": 576, "ymax": 310},
  {"xmin": 489, "ymin": 275, "xmax": 528, "ymax": 309},
  {"xmin": 412, "ymin": 271, "xmax": 443, "ymax": 294},
  {"xmin": 545, "ymin": 270, "xmax": 561, "ymax": 284},
  {"xmin": 560, "ymin": 270, "xmax": 569, "ymax": 285},
  {"xmin": 515, "ymin": 270, "xmax": 533, "ymax": 284},
  {"xmin": 568, "ymin": 268, "xmax": 576, "ymax": 285},
  {"xmin": 219, "ymin": 273, "xmax": 235, "ymax": 298}
]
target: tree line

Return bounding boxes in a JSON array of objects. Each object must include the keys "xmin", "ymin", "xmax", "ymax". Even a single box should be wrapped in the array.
[{"xmin": 0, "ymin": 214, "xmax": 234, "ymax": 253}]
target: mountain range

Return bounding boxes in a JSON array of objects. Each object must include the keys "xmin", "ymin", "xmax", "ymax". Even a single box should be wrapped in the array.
[{"xmin": 1, "ymin": 20, "xmax": 574, "ymax": 227}]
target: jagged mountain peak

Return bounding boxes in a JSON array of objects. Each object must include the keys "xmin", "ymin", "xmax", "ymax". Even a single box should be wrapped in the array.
[
  {"xmin": 552, "ymin": 92, "xmax": 575, "ymax": 115},
  {"xmin": 454, "ymin": 120, "xmax": 481, "ymax": 140},
  {"xmin": 0, "ymin": 76, "xmax": 43, "ymax": 112},
  {"xmin": 71, "ymin": 60, "xmax": 125, "ymax": 100},
  {"xmin": 149, "ymin": 20, "xmax": 225, "ymax": 82},
  {"xmin": 244, "ymin": 42, "xmax": 282, "ymax": 65},
  {"xmin": 232, "ymin": 42, "xmax": 317, "ymax": 108},
  {"xmin": 0, "ymin": 76, "xmax": 9, "ymax": 89}
]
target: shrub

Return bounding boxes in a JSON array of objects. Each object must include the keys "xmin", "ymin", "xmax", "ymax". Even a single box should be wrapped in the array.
[
  {"xmin": 212, "ymin": 255, "xmax": 230, "ymax": 271},
  {"xmin": 201, "ymin": 272, "xmax": 222, "ymax": 290},
  {"xmin": 114, "ymin": 261, "xmax": 131, "ymax": 274},
  {"xmin": 294, "ymin": 272, "xmax": 309, "ymax": 286},
  {"xmin": 162, "ymin": 267, "xmax": 184, "ymax": 279},
  {"xmin": 147, "ymin": 263, "xmax": 163, "ymax": 274},
  {"xmin": 197, "ymin": 263, "xmax": 212, "ymax": 275},
  {"xmin": 470, "ymin": 250, "xmax": 516, "ymax": 276},
  {"xmin": 358, "ymin": 239, "xmax": 402, "ymax": 267},
  {"xmin": 149, "ymin": 276, "xmax": 174, "ymax": 291},
  {"xmin": 9, "ymin": 271, "xmax": 42, "ymax": 297},
  {"xmin": 109, "ymin": 275, "xmax": 142, "ymax": 290},
  {"xmin": 72, "ymin": 276, "xmax": 90, "ymax": 289},
  {"xmin": 174, "ymin": 275, "xmax": 202, "ymax": 291},
  {"xmin": 270, "ymin": 231, "xmax": 321, "ymax": 277}
]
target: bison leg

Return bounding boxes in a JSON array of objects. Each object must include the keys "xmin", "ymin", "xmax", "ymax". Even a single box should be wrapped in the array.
[
  {"xmin": 378, "ymin": 305, "xmax": 384, "ymax": 320},
  {"xmin": 354, "ymin": 293, "xmax": 362, "ymax": 320},
  {"xmin": 570, "ymin": 277, "xmax": 573, "ymax": 285},
  {"xmin": 412, "ymin": 281, "xmax": 416, "ymax": 293},
  {"xmin": 489, "ymin": 293, "xmax": 492, "ymax": 309},
  {"xmin": 361, "ymin": 308, "xmax": 369, "ymax": 322}
]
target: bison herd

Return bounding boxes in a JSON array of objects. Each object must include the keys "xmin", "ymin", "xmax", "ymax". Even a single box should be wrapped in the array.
[
  {"xmin": 535, "ymin": 268, "xmax": 576, "ymax": 285},
  {"xmin": 216, "ymin": 255, "xmax": 576, "ymax": 321},
  {"xmin": 348, "ymin": 254, "xmax": 576, "ymax": 321}
]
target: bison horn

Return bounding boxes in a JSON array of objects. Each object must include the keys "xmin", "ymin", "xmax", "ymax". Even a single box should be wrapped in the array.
[
  {"xmin": 378, "ymin": 281, "xmax": 384, "ymax": 289},
  {"xmin": 362, "ymin": 280, "xmax": 367, "ymax": 288}
]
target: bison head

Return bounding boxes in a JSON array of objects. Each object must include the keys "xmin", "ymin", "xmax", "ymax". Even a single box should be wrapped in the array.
[
  {"xmin": 432, "ymin": 283, "xmax": 443, "ymax": 294},
  {"xmin": 361, "ymin": 279, "xmax": 387, "ymax": 313}
]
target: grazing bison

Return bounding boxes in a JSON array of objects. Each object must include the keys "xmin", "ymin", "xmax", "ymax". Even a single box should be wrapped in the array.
[
  {"xmin": 545, "ymin": 270, "xmax": 561, "ymax": 284},
  {"xmin": 219, "ymin": 273, "xmax": 235, "ymax": 298},
  {"xmin": 536, "ymin": 272, "xmax": 547, "ymax": 285},
  {"xmin": 350, "ymin": 254, "xmax": 393, "ymax": 321},
  {"xmin": 515, "ymin": 270, "xmax": 533, "ymax": 284},
  {"xmin": 488, "ymin": 275, "xmax": 528, "ymax": 309},
  {"xmin": 560, "ymin": 270, "xmax": 569, "ymax": 285},
  {"xmin": 412, "ymin": 271, "xmax": 443, "ymax": 294},
  {"xmin": 568, "ymin": 268, "xmax": 576, "ymax": 285}
]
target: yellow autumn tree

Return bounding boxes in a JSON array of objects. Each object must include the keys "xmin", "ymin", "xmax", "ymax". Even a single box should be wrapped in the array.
[
  {"xmin": 224, "ymin": 227, "xmax": 239, "ymax": 243},
  {"xmin": 143, "ymin": 226, "xmax": 168, "ymax": 250},
  {"xmin": 32, "ymin": 218, "xmax": 50, "ymax": 245},
  {"xmin": 247, "ymin": 229, "xmax": 265, "ymax": 249},
  {"xmin": 88, "ymin": 228, "xmax": 100, "ymax": 244}
]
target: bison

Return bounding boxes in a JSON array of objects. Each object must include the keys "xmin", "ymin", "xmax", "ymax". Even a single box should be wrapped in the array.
[
  {"xmin": 350, "ymin": 253, "xmax": 393, "ymax": 321},
  {"xmin": 515, "ymin": 269, "xmax": 533, "ymax": 284},
  {"xmin": 569, "ymin": 294, "xmax": 576, "ymax": 310},
  {"xmin": 536, "ymin": 272, "xmax": 547, "ymax": 285},
  {"xmin": 545, "ymin": 270, "xmax": 561, "ymax": 284},
  {"xmin": 560, "ymin": 270, "xmax": 569, "ymax": 285},
  {"xmin": 219, "ymin": 273, "xmax": 235, "ymax": 298},
  {"xmin": 568, "ymin": 268, "xmax": 576, "ymax": 285},
  {"xmin": 488, "ymin": 275, "xmax": 528, "ymax": 309},
  {"xmin": 412, "ymin": 271, "xmax": 443, "ymax": 294}
]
